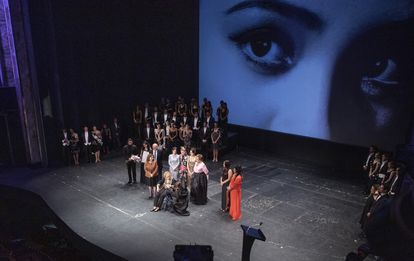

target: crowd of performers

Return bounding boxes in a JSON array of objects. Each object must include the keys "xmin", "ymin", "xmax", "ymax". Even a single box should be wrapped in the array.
[
  {"xmin": 59, "ymin": 96, "xmax": 240, "ymax": 220},
  {"xmin": 123, "ymin": 140, "xmax": 242, "ymax": 220}
]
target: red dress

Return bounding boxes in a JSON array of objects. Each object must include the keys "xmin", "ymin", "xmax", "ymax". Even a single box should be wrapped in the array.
[{"xmin": 229, "ymin": 175, "xmax": 242, "ymax": 221}]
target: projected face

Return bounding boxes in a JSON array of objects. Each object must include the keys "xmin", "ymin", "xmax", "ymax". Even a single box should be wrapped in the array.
[{"xmin": 199, "ymin": 0, "xmax": 414, "ymax": 149}]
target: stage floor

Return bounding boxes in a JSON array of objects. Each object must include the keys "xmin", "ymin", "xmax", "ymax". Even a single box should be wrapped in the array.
[{"xmin": 0, "ymin": 148, "xmax": 368, "ymax": 261}]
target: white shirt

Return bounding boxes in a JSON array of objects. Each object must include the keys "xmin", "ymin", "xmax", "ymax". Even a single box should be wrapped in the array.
[
  {"xmin": 144, "ymin": 108, "xmax": 149, "ymax": 118},
  {"xmin": 183, "ymin": 117, "xmax": 187, "ymax": 124},
  {"xmin": 146, "ymin": 128, "xmax": 151, "ymax": 137},
  {"xmin": 164, "ymin": 114, "xmax": 168, "ymax": 122},
  {"xmin": 154, "ymin": 112, "xmax": 158, "ymax": 121},
  {"xmin": 193, "ymin": 117, "xmax": 198, "ymax": 129},
  {"xmin": 84, "ymin": 131, "xmax": 89, "ymax": 144}
]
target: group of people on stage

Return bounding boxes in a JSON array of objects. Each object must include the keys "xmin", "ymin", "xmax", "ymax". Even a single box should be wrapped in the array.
[
  {"xmin": 132, "ymin": 97, "xmax": 229, "ymax": 162},
  {"xmin": 123, "ymin": 138, "xmax": 242, "ymax": 221},
  {"xmin": 359, "ymin": 145, "xmax": 405, "ymax": 236},
  {"xmin": 60, "ymin": 118, "xmax": 122, "ymax": 166}
]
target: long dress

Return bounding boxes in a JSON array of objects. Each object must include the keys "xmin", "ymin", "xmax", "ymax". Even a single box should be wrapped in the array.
[
  {"xmin": 169, "ymin": 154, "xmax": 180, "ymax": 180},
  {"xmin": 229, "ymin": 175, "xmax": 242, "ymax": 221},
  {"xmin": 221, "ymin": 168, "xmax": 230, "ymax": 211},
  {"xmin": 173, "ymin": 186, "xmax": 190, "ymax": 216},
  {"xmin": 191, "ymin": 162, "xmax": 209, "ymax": 205}
]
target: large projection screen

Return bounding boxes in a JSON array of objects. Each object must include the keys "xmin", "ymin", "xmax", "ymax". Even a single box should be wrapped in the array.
[{"xmin": 199, "ymin": 0, "xmax": 414, "ymax": 150}]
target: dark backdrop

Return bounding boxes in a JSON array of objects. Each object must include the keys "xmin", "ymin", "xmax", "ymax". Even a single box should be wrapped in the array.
[{"xmin": 29, "ymin": 0, "xmax": 198, "ymax": 130}]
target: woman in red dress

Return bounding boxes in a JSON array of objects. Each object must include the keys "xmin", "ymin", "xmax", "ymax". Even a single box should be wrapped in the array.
[{"xmin": 228, "ymin": 165, "xmax": 242, "ymax": 221}]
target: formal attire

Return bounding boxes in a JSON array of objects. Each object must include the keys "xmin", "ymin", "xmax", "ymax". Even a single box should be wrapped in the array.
[
  {"xmin": 179, "ymin": 155, "xmax": 188, "ymax": 186},
  {"xmin": 221, "ymin": 169, "xmax": 230, "ymax": 211},
  {"xmin": 61, "ymin": 131, "xmax": 70, "ymax": 165},
  {"xmin": 81, "ymin": 131, "xmax": 93, "ymax": 163},
  {"xmin": 111, "ymin": 121, "xmax": 121, "ymax": 149},
  {"xmin": 102, "ymin": 126, "xmax": 112, "ymax": 153},
  {"xmin": 152, "ymin": 148, "xmax": 163, "ymax": 181},
  {"xmin": 229, "ymin": 174, "xmax": 242, "ymax": 221},
  {"xmin": 199, "ymin": 127, "xmax": 210, "ymax": 159},
  {"xmin": 211, "ymin": 128, "xmax": 221, "ymax": 150},
  {"xmin": 173, "ymin": 186, "xmax": 190, "ymax": 216},
  {"xmin": 145, "ymin": 160, "xmax": 158, "ymax": 187},
  {"xmin": 168, "ymin": 153, "xmax": 180, "ymax": 181},
  {"xmin": 123, "ymin": 144, "xmax": 138, "ymax": 183},
  {"xmin": 187, "ymin": 155, "xmax": 197, "ymax": 189},
  {"xmin": 143, "ymin": 127, "xmax": 154, "ymax": 144},
  {"xmin": 191, "ymin": 161, "xmax": 209, "ymax": 205},
  {"xmin": 153, "ymin": 178, "xmax": 176, "ymax": 208},
  {"xmin": 140, "ymin": 149, "xmax": 150, "ymax": 184}
]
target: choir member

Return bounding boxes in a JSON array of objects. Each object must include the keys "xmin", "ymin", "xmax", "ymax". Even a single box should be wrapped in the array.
[
  {"xmin": 101, "ymin": 123, "xmax": 112, "ymax": 154},
  {"xmin": 81, "ymin": 126, "xmax": 93, "ymax": 163},
  {"xmin": 111, "ymin": 117, "xmax": 122, "ymax": 149},
  {"xmin": 211, "ymin": 123, "xmax": 221, "ymax": 162},
  {"xmin": 61, "ymin": 128, "xmax": 70, "ymax": 165},
  {"xmin": 143, "ymin": 122, "xmax": 154, "ymax": 144},
  {"xmin": 69, "ymin": 128, "xmax": 80, "ymax": 166},
  {"xmin": 154, "ymin": 123, "xmax": 165, "ymax": 149},
  {"xmin": 133, "ymin": 105, "xmax": 143, "ymax": 140},
  {"xmin": 199, "ymin": 122, "xmax": 210, "ymax": 160},
  {"xmin": 91, "ymin": 126, "xmax": 102, "ymax": 163}
]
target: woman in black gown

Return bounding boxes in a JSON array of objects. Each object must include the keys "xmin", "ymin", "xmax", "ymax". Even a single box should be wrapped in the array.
[
  {"xmin": 220, "ymin": 160, "xmax": 233, "ymax": 212},
  {"xmin": 190, "ymin": 154, "xmax": 209, "ymax": 205}
]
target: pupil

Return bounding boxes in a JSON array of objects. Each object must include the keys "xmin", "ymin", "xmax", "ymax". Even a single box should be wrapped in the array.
[{"xmin": 251, "ymin": 40, "xmax": 271, "ymax": 57}]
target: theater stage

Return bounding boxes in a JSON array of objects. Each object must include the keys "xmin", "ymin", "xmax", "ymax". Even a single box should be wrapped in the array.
[{"xmin": 0, "ymin": 148, "xmax": 368, "ymax": 261}]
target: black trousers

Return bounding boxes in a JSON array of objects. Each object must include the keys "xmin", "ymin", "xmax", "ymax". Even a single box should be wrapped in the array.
[
  {"xmin": 127, "ymin": 161, "xmax": 137, "ymax": 182},
  {"xmin": 83, "ymin": 145, "xmax": 92, "ymax": 163}
]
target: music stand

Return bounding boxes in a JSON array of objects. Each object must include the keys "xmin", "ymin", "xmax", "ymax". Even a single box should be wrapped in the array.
[{"xmin": 241, "ymin": 224, "xmax": 266, "ymax": 261}]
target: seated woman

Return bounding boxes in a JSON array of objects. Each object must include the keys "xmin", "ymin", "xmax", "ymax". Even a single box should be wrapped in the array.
[
  {"xmin": 173, "ymin": 182, "xmax": 190, "ymax": 216},
  {"xmin": 151, "ymin": 171, "xmax": 176, "ymax": 212}
]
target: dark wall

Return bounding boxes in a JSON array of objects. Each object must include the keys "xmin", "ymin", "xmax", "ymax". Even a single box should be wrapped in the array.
[{"xmin": 29, "ymin": 0, "xmax": 198, "ymax": 130}]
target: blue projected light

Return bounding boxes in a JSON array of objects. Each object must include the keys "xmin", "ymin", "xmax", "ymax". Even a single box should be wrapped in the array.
[{"xmin": 199, "ymin": 0, "xmax": 414, "ymax": 149}]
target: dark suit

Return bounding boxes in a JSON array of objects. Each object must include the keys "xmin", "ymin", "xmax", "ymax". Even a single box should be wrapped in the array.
[
  {"xmin": 152, "ymin": 112, "xmax": 161, "ymax": 127},
  {"xmin": 143, "ymin": 127, "xmax": 154, "ymax": 144},
  {"xmin": 151, "ymin": 148, "xmax": 163, "ymax": 181},
  {"xmin": 81, "ymin": 131, "xmax": 93, "ymax": 163},
  {"xmin": 199, "ymin": 127, "xmax": 210, "ymax": 159},
  {"xmin": 123, "ymin": 144, "xmax": 139, "ymax": 183},
  {"xmin": 111, "ymin": 122, "xmax": 121, "ymax": 149},
  {"xmin": 181, "ymin": 116, "xmax": 190, "ymax": 126},
  {"xmin": 61, "ymin": 131, "xmax": 71, "ymax": 165},
  {"xmin": 205, "ymin": 116, "xmax": 215, "ymax": 128},
  {"xmin": 143, "ymin": 107, "xmax": 152, "ymax": 123},
  {"xmin": 161, "ymin": 113, "xmax": 170, "ymax": 126}
]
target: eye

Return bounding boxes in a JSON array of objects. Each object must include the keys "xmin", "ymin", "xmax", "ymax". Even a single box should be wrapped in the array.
[
  {"xmin": 360, "ymin": 58, "xmax": 400, "ymax": 98},
  {"xmin": 229, "ymin": 27, "xmax": 295, "ymax": 74}
]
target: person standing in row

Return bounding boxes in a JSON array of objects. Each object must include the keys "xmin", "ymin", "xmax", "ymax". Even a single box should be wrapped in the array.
[
  {"xmin": 101, "ymin": 123, "xmax": 112, "ymax": 154},
  {"xmin": 168, "ymin": 147, "xmax": 180, "ymax": 181},
  {"xmin": 133, "ymin": 105, "xmax": 143, "ymax": 140},
  {"xmin": 111, "ymin": 117, "xmax": 122, "ymax": 149},
  {"xmin": 140, "ymin": 141, "xmax": 150, "ymax": 184},
  {"xmin": 123, "ymin": 138, "xmax": 139, "ymax": 184},
  {"xmin": 187, "ymin": 148, "xmax": 197, "ymax": 191},
  {"xmin": 211, "ymin": 123, "xmax": 221, "ymax": 162},
  {"xmin": 220, "ymin": 160, "xmax": 233, "ymax": 212},
  {"xmin": 92, "ymin": 126, "xmax": 102, "ymax": 163},
  {"xmin": 69, "ymin": 128, "xmax": 80, "ymax": 166},
  {"xmin": 151, "ymin": 143, "xmax": 163, "ymax": 182},
  {"xmin": 191, "ymin": 154, "xmax": 209, "ymax": 205},
  {"xmin": 144, "ymin": 154, "xmax": 158, "ymax": 199},
  {"xmin": 81, "ymin": 126, "xmax": 93, "ymax": 163},
  {"xmin": 228, "ymin": 165, "xmax": 243, "ymax": 221}
]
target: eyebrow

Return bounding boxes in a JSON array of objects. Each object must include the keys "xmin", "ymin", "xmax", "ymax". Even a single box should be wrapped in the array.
[{"xmin": 225, "ymin": 0, "xmax": 324, "ymax": 31}]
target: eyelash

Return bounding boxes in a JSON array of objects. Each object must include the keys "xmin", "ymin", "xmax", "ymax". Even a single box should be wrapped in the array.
[{"xmin": 228, "ymin": 26, "xmax": 296, "ymax": 74}]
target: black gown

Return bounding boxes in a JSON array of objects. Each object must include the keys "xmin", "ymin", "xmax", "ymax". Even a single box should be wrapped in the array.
[
  {"xmin": 191, "ymin": 172, "xmax": 208, "ymax": 205},
  {"xmin": 221, "ymin": 169, "xmax": 230, "ymax": 211},
  {"xmin": 174, "ymin": 186, "xmax": 190, "ymax": 216}
]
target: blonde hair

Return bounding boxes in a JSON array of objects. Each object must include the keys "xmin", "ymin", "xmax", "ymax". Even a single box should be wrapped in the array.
[{"xmin": 163, "ymin": 171, "xmax": 172, "ymax": 179}]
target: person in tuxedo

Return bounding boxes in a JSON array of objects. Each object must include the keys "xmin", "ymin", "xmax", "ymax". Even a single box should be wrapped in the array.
[
  {"xmin": 152, "ymin": 143, "xmax": 163, "ymax": 182},
  {"xmin": 161, "ymin": 109, "xmax": 170, "ymax": 127},
  {"xmin": 204, "ymin": 111, "xmax": 215, "ymax": 128},
  {"xmin": 132, "ymin": 105, "xmax": 143, "ymax": 140},
  {"xmin": 363, "ymin": 145, "xmax": 378, "ymax": 194},
  {"xmin": 199, "ymin": 121, "xmax": 211, "ymax": 160},
  {"xmin": 60, "ymin": 128, "xmax": 71, "ymax": 165},
  {"xmin": 190, "ymin": 98, "xmax": 199, "ymax": 119},
  {"xmin": 101, "ymin": 123, "xmax": 112, "ymax": 154},
  {"xmin": 143, "ymin": 102, "xmax": 152, "ymax": 123},
  {"xmin": 81, "ymin": 126, "xmax": 93, "ymax": 163},
  {"xmin": 181, "ymin": 112, "xmax": 190, "ymax": 126},
  {"xmin": 152, "ymin": 106, "xmax": 161, "ymax": 128},
  {"xmin": 377, "ymin": 153, "xmax": 390, "ymax": 181},
  {"xmin": 123, "ymin": 138, "xmax": 139, "ymax": 184},
  {"xmin": 143, "ymin": 122, "xmax": 154, "ymax": 144},
  {"xmin": 111, "ymin": 117, "xmax": 122, "ymax": 149},
  {"xmin": 171, "ymin": 111, "xmax": 179, "ymax": 124},
  {"xmin": 191, "ymin": 113, "xmax": 201, "ymax": 147}
]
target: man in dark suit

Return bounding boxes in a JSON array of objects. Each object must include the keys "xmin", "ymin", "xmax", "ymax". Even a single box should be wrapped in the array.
[
  {"xmin": 143, "ymin": 122, "xmax": 154, "ymax": 144},
  {"xmin": 191, "ymin": 114, "xmax": 201, "ymax": 147},
  {"xmin": 111, "ymin": 117, "xmax": 122, "ymax": 149},
  {"xmin": 151, "ymin": 143, "xmax": 163, "ymax": 181},
  {"xmin": 161, "ymin": 109, "xmax": 170, "ymax": 127},
  {"xmin": 60, "ymin": 128, "xmax": 71, "ymax": 165},
  {"xmin": 363, "ymin": 145, "xmax": 377, "ymax": 194},
  {"xmin": 152, "ymin": 106, "xmax": 161, "ymax": 128},
  {"xmin": 181, "ymin": 112, "xmax": 190, "ymax": 126},
  {"xmin": 199, "ymin": 121, "xmax": 210, "ymax": 159},
  {"xmin": 81, "ymin": 126, "xmax": 93, "ymax": 163},
  {"xmin": 123, "ymin": 138, "xmax": 139, "ymax": 184},
  {"xmin": 204, "ymin": 111, "xmax": 215, "ymax": 128}
]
